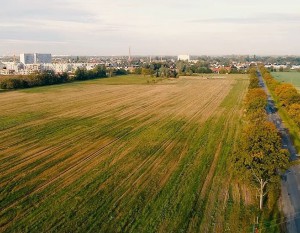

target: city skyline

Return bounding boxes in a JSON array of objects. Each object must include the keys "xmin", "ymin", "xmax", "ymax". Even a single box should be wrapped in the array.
[{"xmin": 1, "ymin": 0, "xmax": 300, "ymax": 56}]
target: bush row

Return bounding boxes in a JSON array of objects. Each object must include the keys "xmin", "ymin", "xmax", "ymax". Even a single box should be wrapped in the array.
[
  {"xmin": 260, "ymin": 66, "xmax": 300, "ymax": 127},
  {"xmin": 248, "ymin": 68, "xmax": 260, "ymax": 89},
  {"xmin": 245, "ymin": 68, "xmax": 268, "ymax": 119},
  {"xmin": 233, "ymin": 70, "xmax": 288, "ymax": 214},
  {"xmin": 0, "ymin": 65, "xmax": 108, "ymax": 89}
]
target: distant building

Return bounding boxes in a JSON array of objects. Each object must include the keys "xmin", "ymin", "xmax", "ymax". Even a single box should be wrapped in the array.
[
  {"xmin": 20, "ymin": 53, "xmax": 34, "ymax": 64},
  {"xmin": 0, "ymin": 62, "xmax": 24, "ymax": 75},
  {"xmin": 0, "ymin": 61, "xmax": 5, "ymax": 70},
  {"xmin": 178, "ymin": 55, "xmax": 190, "ymax": 62},
  {"xmin": 291, "ymin": 65, "xmax": 300, "ymax": 70},
  {"xmin": 20, "ymin": 53, "xmax": 52, "ymax": 64},
  {"xmin": 34, "ymin": 53, "xmax": 52, "ymax": 64},
  {"xmin": 24, "ymin": 64, "xmax": 42, "ymax": 74}
]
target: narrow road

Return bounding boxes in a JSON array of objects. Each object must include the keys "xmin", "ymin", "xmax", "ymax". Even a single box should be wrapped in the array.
[{"xmin": 257, "ymin": 70, "xmax": 300, "ymax": 233}]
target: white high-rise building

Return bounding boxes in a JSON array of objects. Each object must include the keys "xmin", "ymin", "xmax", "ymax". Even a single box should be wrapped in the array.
[
  {"xmin": 20, "ymin": 53, "xmax": 52, "ymax": 64},
  {"xmin": 178, "ymin": 55, "xmax": 190, "ymax": 62}
]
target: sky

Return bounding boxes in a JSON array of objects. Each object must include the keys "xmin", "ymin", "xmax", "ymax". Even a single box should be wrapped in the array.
[{"xmin": 0, "ymin": 0, "xmax": 300, "ymax": 56}]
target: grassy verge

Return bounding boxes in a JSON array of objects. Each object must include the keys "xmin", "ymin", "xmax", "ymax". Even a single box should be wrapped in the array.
[
  {"xmin": 1, "ymin": 75, "xmax": 167, "ymax": 93},
  {"xmin": 16, "ymin": 75, "xmax": 166, "ymax": 93},
  {"xmin": 263, "ymin": 81, "xmax": 300, "ymax": 153},
  {"xmin": 278, "ymin": 108, "xmax": 300, "ymax": 152}
]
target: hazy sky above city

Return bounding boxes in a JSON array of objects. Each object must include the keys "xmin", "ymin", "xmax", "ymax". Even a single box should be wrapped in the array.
[{"xmin": 1, "ymin": 0, "xmax": 300, "ymax": 56}]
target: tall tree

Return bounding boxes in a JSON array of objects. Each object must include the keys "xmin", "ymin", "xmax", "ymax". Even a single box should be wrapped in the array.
[
  {"xmin": 141, "ymin": 68, "xmax": 152, "ymax": 77},
  {"xmin": 245, "ymin": 88, "xmax": 267, "ymax": 113},
  {"xmin": 236, "ymin": 121, "xmax": 289, "ymax": 210}
]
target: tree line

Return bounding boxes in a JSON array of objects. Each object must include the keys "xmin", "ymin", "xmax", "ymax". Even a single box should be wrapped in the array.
[
  {"xmin": 0, "ymin": 71, "xmax": 69, "ymax": 89},
  {"xmin": 0, "ymin": 65, "xmax": 108, "ymax": 89},
  {"xmin": 176, "ymin": 60, "xmax": 213, "ymax": 75},
  {"xmin": 234, "ymin": 68, "xmax": 289, "ymax": 213},
  {"xmin": 132, "ymin": 60, "xmax": 246, "ymax": 78},
  {"xmin": 133, "ymin": 63, "xmax": 178, "ymax": 78},
  {"xmin": 132, "ymin": 60, "xmax": 215, "ymax": 77},
  {"xmin": 260, "ymin": 66, "xmax": 300, "ymax": 127}
]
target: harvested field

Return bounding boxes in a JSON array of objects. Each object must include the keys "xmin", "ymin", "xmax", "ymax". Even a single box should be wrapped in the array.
[{"xmin": 0, "ymin": 75, "xmax": 254, "ymax": 232}]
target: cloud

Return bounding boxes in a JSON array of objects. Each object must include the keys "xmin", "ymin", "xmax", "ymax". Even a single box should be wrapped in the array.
[
  {"xmin": 0, "ymin": 0, "xmax": 300, "ymax": 55},
  {"xmin": 0, "ymin": 39, "xmax": 66, "ymax": 44},
  {"xmin": 188, "ymin": 13, "xmax": 300, "ymax": 25}
]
